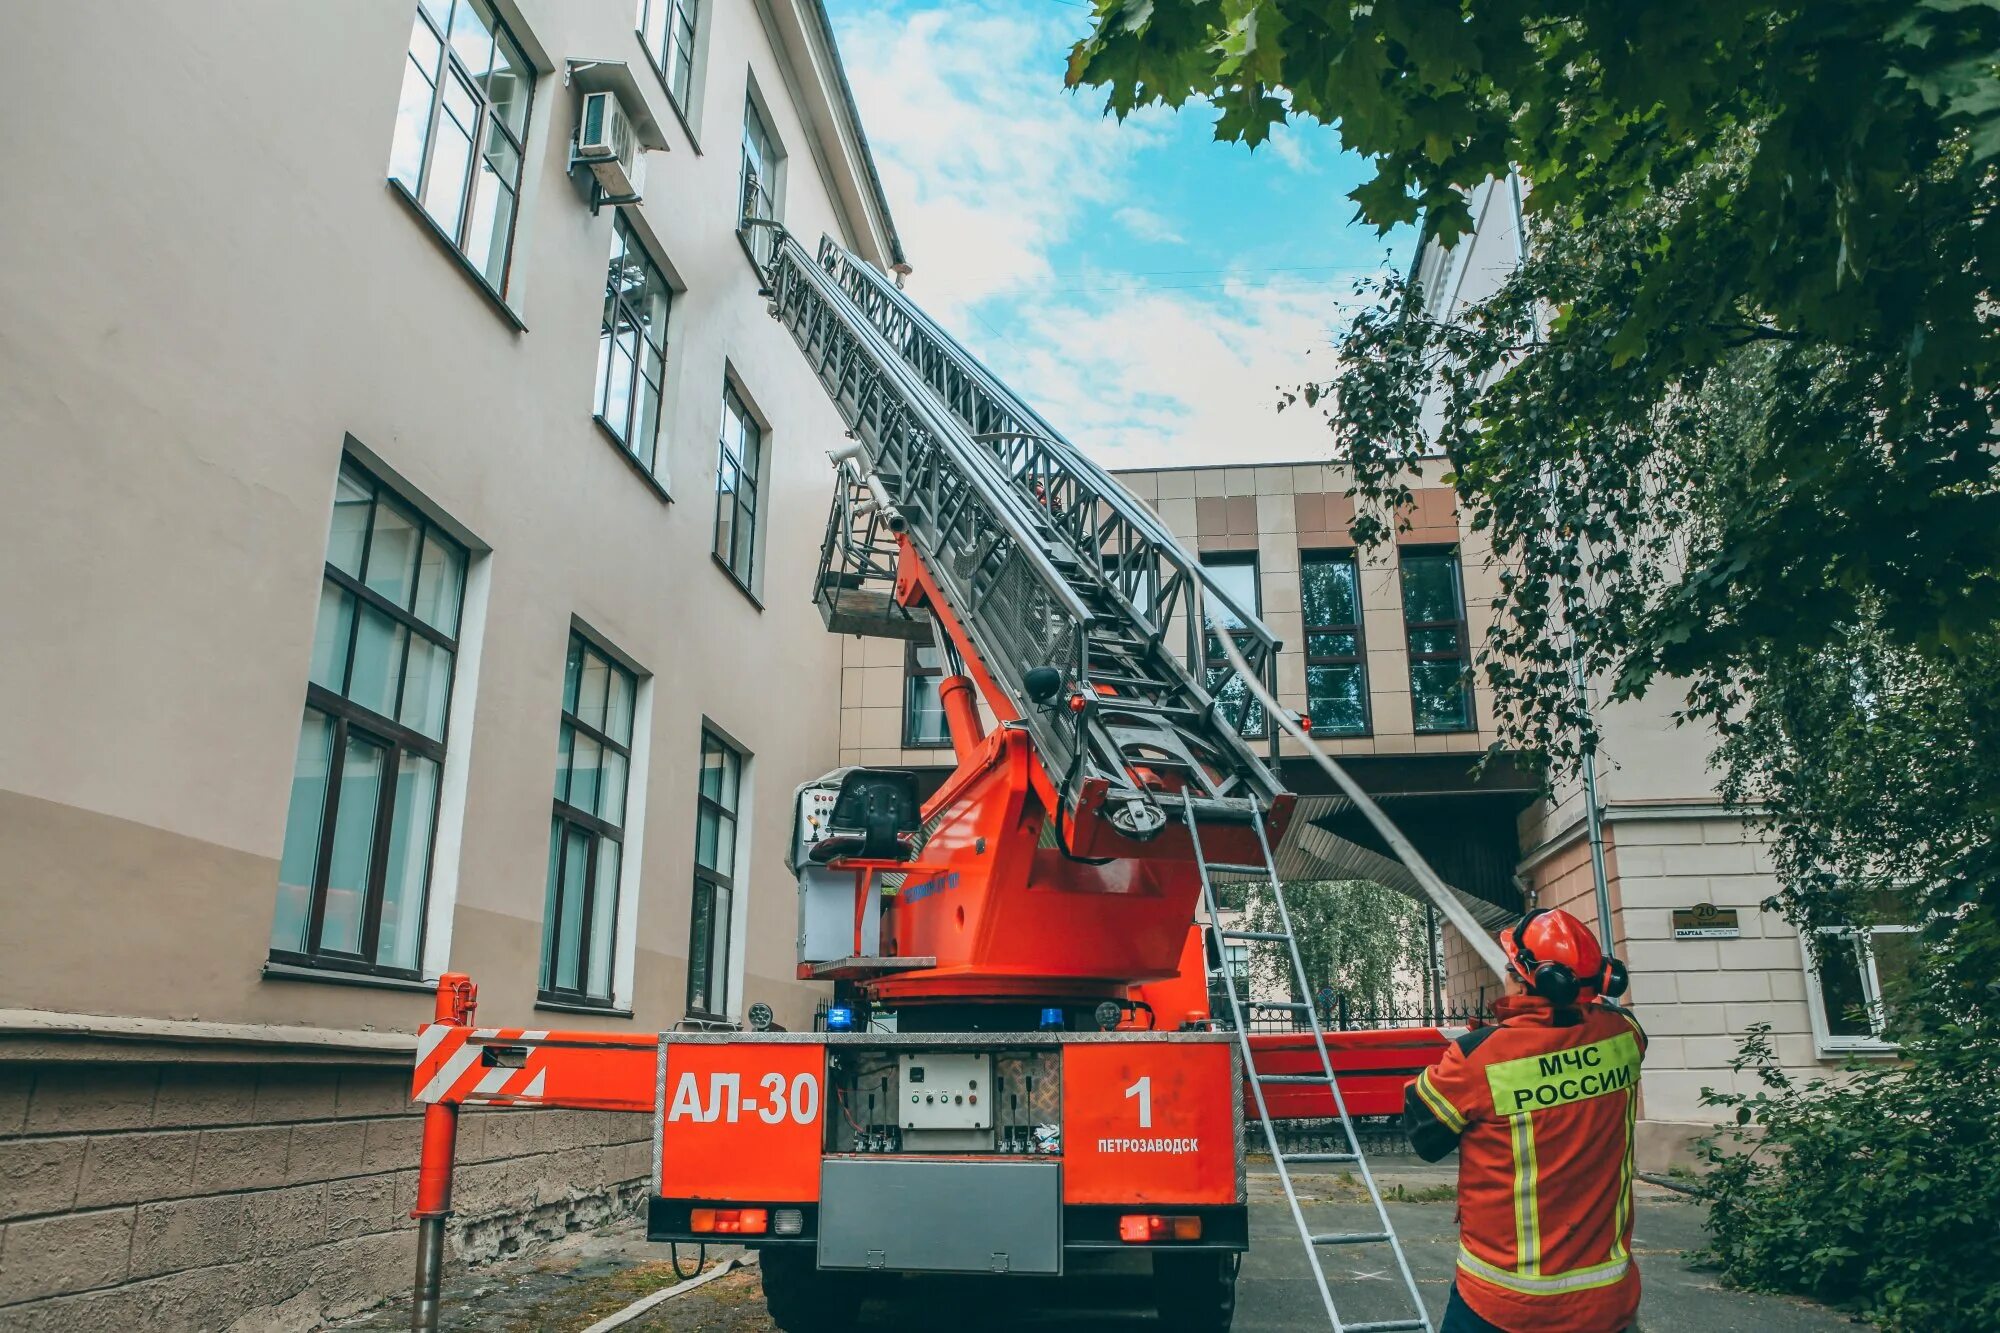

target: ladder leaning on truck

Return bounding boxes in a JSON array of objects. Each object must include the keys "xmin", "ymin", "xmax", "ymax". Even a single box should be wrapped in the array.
[{"xmin": 402, "ymin": 229, "xmax": 1514, "ymax": 1333}]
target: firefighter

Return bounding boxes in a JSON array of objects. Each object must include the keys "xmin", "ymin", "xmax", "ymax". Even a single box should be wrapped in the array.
[{"xmin": 1403, "ymin": 908, "xmax": 1645, "ymax": 1333}]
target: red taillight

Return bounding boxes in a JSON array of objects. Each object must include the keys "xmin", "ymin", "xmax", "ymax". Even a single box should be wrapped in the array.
[
  {"xmin": 690, "ymin": 1207, "xmax": 769, "ymax": 1235},
  {"xmin": 1119, "ymin": 1213, "xmax": 1202, "ymax": 1243}
]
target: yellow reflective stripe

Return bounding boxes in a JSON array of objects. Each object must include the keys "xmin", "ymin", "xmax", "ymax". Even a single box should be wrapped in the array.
[
  {"xmin": 1510, "ymin": 1111, "xmax": 1541, "ymax": 1274},
  {"xmin": 1459, "ymin": 1245, "xmax": 1632, "ymax": 1295},
  {"xmin": 1611, "ymin": 1082, "xmax": 1637, "ymax": 1261},
  {"xmin": 1413, "ymin": 1070, "xmax": 1466, "ymax": 1133}
]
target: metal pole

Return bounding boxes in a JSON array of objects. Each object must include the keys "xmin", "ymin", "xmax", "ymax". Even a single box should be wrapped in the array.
[
  {"xmin": 1513, "ymin": 174, "xmax": 1616, "ymax": 957},
  {"xmin": 1424, "ymin": 904, "xmax": 1444, "ymax": 1023},
  {"xmin": 410, "ymin": 973, "xmax": 476, "ymax": 1333},
  {"xmin": 411, "ymin": 1215, "xmax": 449, "ymax": 1333},
  {"xmin": 1577, "ymin": 661, "xmax": 1615, "ymax": 953}
]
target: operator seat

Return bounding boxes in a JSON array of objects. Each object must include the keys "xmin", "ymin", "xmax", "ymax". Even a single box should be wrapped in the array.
[{"xmin": 808, "ymin": 768, "xmax": 922, "ymax": 863}]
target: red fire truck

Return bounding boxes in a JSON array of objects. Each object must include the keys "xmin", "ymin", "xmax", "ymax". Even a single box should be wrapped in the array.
[{"xmin": 405, "ymin": 232, "xmax": 1466, "ymax": 1333}]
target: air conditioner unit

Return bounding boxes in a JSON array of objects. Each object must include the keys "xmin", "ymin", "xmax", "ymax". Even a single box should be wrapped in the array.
[{"xmin": 577, "ymin": 90, "xmax": 641, "ymax": 200}]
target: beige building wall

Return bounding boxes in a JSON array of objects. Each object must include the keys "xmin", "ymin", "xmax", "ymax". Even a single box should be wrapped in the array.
[{"xmin": 0, "ymin": 0, "xmax": 898, "ymax": 1324}]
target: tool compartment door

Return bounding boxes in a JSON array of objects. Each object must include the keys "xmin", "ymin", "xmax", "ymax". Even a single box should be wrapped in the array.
[
  {"xmin": 819, "ymin": 1159, "xmax": 1061, "ymax": 1274},
  {"xmin": 656, "ymin": 1038, "xmax": 824, "ymax": 1201},
  {"xmin": 1061, "ymin": 1039, "xmax": 1242, "ymax": 1205}
]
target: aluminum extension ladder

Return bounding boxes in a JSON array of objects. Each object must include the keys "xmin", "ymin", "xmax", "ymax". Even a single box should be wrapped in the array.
[{"xmin": 1182, "ymin": 791, "xmax": 1434, "ymax": 1333}]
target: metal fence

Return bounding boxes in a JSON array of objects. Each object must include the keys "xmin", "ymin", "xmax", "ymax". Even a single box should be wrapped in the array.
[
  {"xmin": 1218, "ymin": 990, "xmax": 1482, "ymax": 1034},
  {"xmin": 1248, "ymin": 1115, "xmax": 1419, "ymax": 1158}
]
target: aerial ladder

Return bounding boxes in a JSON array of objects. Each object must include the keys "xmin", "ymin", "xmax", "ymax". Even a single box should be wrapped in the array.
[{"xmin": 405, "ymin": 230, "xmax": 1509, "ymax": 1332}]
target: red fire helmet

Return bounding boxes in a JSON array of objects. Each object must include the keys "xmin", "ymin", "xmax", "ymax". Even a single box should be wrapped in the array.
[{"xmin": 1501, "ymin": 908, "xmax": 1606, "ymax": 994}]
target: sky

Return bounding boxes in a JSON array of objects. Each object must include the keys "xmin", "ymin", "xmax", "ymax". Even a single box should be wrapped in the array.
[{"xmin": 824, "ymin": 0, "xmax": 1417, "ymax": 470}]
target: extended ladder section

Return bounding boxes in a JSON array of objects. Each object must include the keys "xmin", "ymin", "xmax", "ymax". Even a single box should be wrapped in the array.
[
  {"xmin": 1183, "ymin": 791, "xmax": 1435, "ymax": 1333},
  {"xmin": 764, "ymin": 230, "xmax": 1286, "ymax": 833}
]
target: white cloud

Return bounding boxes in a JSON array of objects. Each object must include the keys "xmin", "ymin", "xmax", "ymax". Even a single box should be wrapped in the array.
[
  {"xmin": 1112, "ymin": 206, "xmax": 1184, "ymax": 245},
  {"xmin": 994, "ymin": 279, "xmax": 1364, "ymax": 469},
  {"xmin": 1265, "ymin": 124, "xmax": 1316, "ymax": 174},
  {"xmin": 833, "ymin": 4, "xmax": 1163, "ymax": 321},
  {"xmin": 832, "ymin": 2, "xmax": 1384, "ymax": 470}
]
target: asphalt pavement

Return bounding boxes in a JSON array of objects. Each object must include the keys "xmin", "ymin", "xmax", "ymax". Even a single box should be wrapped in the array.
[{"xmin": 339, "ymin": 1167, "xmax": 1868, "ymax": 1331}]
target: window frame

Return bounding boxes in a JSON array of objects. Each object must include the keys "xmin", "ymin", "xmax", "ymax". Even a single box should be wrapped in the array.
[
  {"xmin": 634, "ymin": 0, "xmax": 699, "ymax": 114},
  {"xmin": 1299, "ymin": 548, "xmax": 1371, "ymax": 737},
  {"xmin": 1199, "ymin": 551, "xmax": 1267, "ymax": 740},
  {"xmin": 1399, "ymin": 546, "xmax": 1476, "ymax": 734},
  {"xmin": 686, "ymin": 728, "xmax": 745, "ymax": 1020},
  {"xmin": 903, "ymin": 639, "xmax": 952, "ymax": 748},
  {"xmin": 711, "ymin": 380, "xmax": 763, "ymax": 596},
  {"xmin": 540, "ymin": 632, "xmax": 638, "ymax": 1010},
  {"xmin": 271, "ymin": 458, "xmax": 466, "ymax": 981},
  {"xmin": 1224, "ymin": 942, "xmax": 1250, "ymax": 996},
  {"xmin": 1801, "ymin": 923, "xmax": 1922, "ymax": 1055},
  {"xmin": 387, "ymin": 0, "xmax": 535, "ymax": 300},
  {"xmin": 737, "ymin": 88, "xmax": 782, "ymax": 267},
  {"xmin": 594, "ymin": 212, "xmax": 674, "ymax": 485}
]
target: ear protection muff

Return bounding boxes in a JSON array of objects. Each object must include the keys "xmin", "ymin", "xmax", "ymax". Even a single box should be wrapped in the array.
[
  {"xmin": 1511, "ymin": 906, "xmax": 1582, "ymax": 1005},
  {"xmin": 1598, "ymin": 957, "xmax": 1630, "ymax": 999}
]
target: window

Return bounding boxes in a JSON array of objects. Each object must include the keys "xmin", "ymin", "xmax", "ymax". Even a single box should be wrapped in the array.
[
  {"xmin": 712, "ymin": 383, "xmax": 762, "ymax": 590},
  {"xmin": 1806, "ymin": 921, "xmax": 1922, "ymax": 1051},
  {"xmin": 595, "ymin": 215, "xmax": 673, "ymax": 476},
  {"xmin": 738, "ymin": 93, "xmax": 780, "ymax": 264},
  {"xmin": 904, "ymin": 641, "xmax": 951, "ymax": 747},
  {"xmin": 541, "ymin": 634, "xmax": 637, "ymax": 1008},
  {"xmin": 1301, "ymin": 551, "xmax": 1369, "ymax": 736},
  {"xmin": 635, "ymin": 0, "xmax": 698, "ymax": 110},
  {"xmin": 687, "ymin": 730, "xmax": 744, "ymax": 1017},
  {"xmin": 1200, "ymin": 553, "xmax": 1265, "ymax": 738},
  {"xmin": 388, "ymin": 0, "xmax": 533, "ymax": 296},
  {"xmin": 1224, "ymin": 943, "xmax": 1250, "ymax": 1000},
  {"xmin": 1400, "ymin": 549, "xmax": 1473, "ymax": 732},
  {"xmin": 272, "ymin": 459, "xmax": 467, "ymax": 977}
]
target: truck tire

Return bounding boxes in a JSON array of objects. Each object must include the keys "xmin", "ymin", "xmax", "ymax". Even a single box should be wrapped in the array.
[
  {"xmin": 1153, "ymin": 1252, "xmax": 1239, "ymax": 1332},
  {"xmin": 759, "ymin": 1248, "xmax": 862, "ymax": 1332}
]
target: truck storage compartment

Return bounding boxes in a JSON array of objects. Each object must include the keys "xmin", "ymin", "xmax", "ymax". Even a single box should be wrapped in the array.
[{"xmin": 818, "ymin": 1158, "xmax": 1061, "ymax": 1274}]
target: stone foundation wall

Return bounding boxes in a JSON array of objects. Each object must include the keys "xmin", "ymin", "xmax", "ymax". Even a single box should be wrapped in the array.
[{"xmin": 0, "ymin": 1059, "xmax": 649, "ymax": 1331}]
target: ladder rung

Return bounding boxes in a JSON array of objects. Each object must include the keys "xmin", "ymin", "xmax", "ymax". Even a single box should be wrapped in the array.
[
  {"xmin": 1088, "ymin": 672, "xmax": 1175, "ymax": 691},
  {"xmin": 1283, "ymin": 1152, "xmax": 1359, "ymax": 1164},
  {"xmin": 1310, "ymin": 1231, "xmax": 1390, "ymax": 1246},
  {"xmin": 1220, "ymin": 929, "xmax": 1287, "ymax": 943},
  {"xmin": 1096, "ymin": 698, "xmax": 1200, "ymax": 719},
  {"xmin": 1344, "ymin": 1321, "xmax": 1428, "ymax": 1332},
  {"xmin": 1257, "ymin": 1074, "xmax": 1332, "ymax": 1084},
  {"xmin": 1204, "ymin": 862, "xmax": 1273, "ymax": 876},
  {"xmin": 1247, "ymin": 1000, "xmax": 1308, "ymax": 1010}
]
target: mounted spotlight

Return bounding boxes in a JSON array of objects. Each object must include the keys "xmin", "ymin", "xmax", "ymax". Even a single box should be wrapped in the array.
[
  {"xmin": 748, "ymin": 1001, "xmax": 775, "ymax": 1032},
  {"xmin": 1024, "ymin": 666, "xmax": 1063, "ymax": 705},
  {"xmin": 1094, "ymin": 1001, "xmax": 1123, "ymax": 1031}
]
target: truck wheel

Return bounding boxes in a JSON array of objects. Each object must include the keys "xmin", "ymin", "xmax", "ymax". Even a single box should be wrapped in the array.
[
  {"xmin": 759, "ymin": 1248, "xmax": 862, "ymax": 1332},
  {"xmin": 1153, "ymin": 1252, "xmax": 1239, "ymax": 1332}
]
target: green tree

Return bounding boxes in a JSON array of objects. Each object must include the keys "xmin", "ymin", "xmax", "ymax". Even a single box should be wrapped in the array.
[
  {"xmin": 1070, "ymin": 8, "xmax": 1999, "ymax": 1325},
  {"xmin": 1246, "ymin": 880, "xmax": 1430, "ymax": 1018},
  {"xmin": 1067, "ymin": 0, "xmax": 1998, "ymax": 988}
]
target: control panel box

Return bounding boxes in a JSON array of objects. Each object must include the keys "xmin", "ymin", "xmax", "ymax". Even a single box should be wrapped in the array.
[
  {"xmin": 793, "ymin": 778, "xmax": 880, "ymax": 961},
  {"xmin": 898, "ymin": 1052, "xmax": 992, "ymax": 1131},
  {"xmin": 791, "ymin": 783, "xmax": 839, "ymax": 868}
]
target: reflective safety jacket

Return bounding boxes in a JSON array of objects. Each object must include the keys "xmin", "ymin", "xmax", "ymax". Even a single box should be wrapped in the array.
[{"xmin": 1404, "ymin": 996, "xmax": 1647, "ymax": 1333}]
